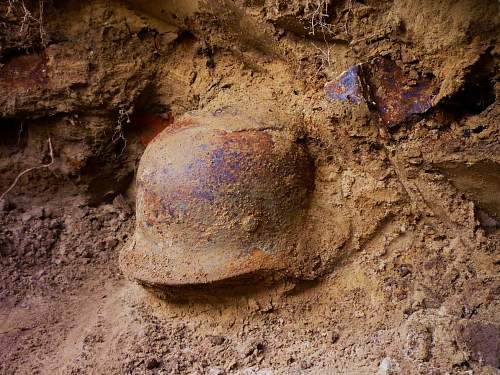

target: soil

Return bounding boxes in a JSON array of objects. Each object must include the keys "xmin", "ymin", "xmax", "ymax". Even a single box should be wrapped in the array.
[{"xmin": 0, "ymin": 0, "xmax": 499, "ymax": 374}]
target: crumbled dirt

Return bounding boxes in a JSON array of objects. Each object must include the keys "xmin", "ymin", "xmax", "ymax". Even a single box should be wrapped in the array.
[{"xmin": 0, "ymin": 0, "xmax": 499, "ymax": 374}]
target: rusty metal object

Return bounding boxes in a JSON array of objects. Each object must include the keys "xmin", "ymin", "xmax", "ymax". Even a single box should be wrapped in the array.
[
  {"xmin": 325, "ymin": 57, "xmax": 439, "ymax": 128},
  {"xmin": 325, "ymin": 64, "xmax": 368, "ymax": 105},
  {"xmin": 365, "ymin": 57, "xmax": 439, "ymax": 127},
  {"xmin": 120, "ymin": 111, "xmax": 314, "ymax": 287}
]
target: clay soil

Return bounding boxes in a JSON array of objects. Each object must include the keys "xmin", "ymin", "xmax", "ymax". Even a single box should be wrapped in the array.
[{"xmin": 0, "ymin": 0, "xmax": 499, "ymax": 374}]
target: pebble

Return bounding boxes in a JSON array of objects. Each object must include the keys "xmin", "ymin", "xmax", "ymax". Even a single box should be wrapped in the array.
[
  {"xmin": 21, "ymin": 212, "xmax": 33, "ymax": 222},
  {"xmin": 378, "ymin": 357, "xmax": 393, "ymax": 375},
  {"xmin": 33, "ymin": 207, "xmax": 45, "ymax": 218},
  {"xmin": 43, "ymin": 207, "xmax": 54, "ymax": 218},
  {"xmin": 399, "ymin": 265, "xmax": 411, "ymax": 277},
  {"xmin": 300, "ymin": 360, "xmax": 312, "ymax": 370},
  {"xmin": 49, "ymin": 219, "xmax": 61, "ymax": 229},
  {"xmin": 208, "ymin": 367, "xmax": 224, "ymax": 375}
]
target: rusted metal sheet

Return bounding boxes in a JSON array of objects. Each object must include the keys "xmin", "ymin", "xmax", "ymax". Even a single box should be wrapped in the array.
[
  {"xmin": 365, "ymin": 57, "xmax": 438, "ymax": 128},
  {"xmin": 120, "ymin": 111, "xmax": 314, "ymax": 288},
  {"xmin": 325, "ymin": 57, "xmax": 439, "ymax": 128},
  {"xmin": 325, "ymin": 64, "xmax": 367, "ymax": 105}
]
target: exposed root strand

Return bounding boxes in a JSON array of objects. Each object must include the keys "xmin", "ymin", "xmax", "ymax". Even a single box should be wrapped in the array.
[{"xmin": 0, "ymin": 138, "xmax": 54, "ymax": 201}]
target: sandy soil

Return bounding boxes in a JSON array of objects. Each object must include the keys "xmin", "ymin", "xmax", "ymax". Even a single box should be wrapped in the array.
[{"xmin": 0, "ymin": 0, "xmax": 499, "ymax": 374}]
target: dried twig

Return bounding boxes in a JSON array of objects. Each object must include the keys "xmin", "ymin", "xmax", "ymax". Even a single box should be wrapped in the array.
[{"xmin": 0, "ymin": 138, "xmax": 54, "ymax": 201}]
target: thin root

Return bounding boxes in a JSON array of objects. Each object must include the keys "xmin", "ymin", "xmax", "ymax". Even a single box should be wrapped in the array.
[
  {"xmin": 0, "ymin": 138, "xmax": 54, "ymax": 201},
  {"xmin": 7, "ymin": 0, "xmax": 47, "ymax": 46},
  {"xmin": 112, "ymin": 107, "xmax": 132, "ymax": 156}
]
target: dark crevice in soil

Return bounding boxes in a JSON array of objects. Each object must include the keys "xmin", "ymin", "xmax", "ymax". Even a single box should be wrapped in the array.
[
  {"xmin": 442, "ymin": 49, "xmax": 497, "ymax": 116},
  {"xmin": 0, "ymin": 119, "xmax": 26, "ymax": 148}
]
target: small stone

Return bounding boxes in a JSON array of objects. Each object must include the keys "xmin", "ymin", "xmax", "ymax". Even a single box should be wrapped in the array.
[
  {"xmin": 241, "ymin": 215, "xmax": 259, "ymax": 232},
  {"xmin": 354, "ymin": 310, "xmax": 365, "ymax": 318},
  {"xmin": 113, "ymin": 194, "xmax": 131, "ymax": 213},
  {"xmin": 33, "ymin": 207, "xmax": 45, "ymax": 218},
  {"xmin": 97, "ymin": 240, "xmax": 107, "ymax": 251},
  {"xmin": 145, "ymin": 357, "xmax": 160, "ymax": 369},
  {"xmin": 227, "ymin": 360, "xmax": 238, "ymax": 371},
  {"xmin": 408, "ymin": 158, "xmax": 423, "ymax": 166},
  {"xmin": 399, "ymin": 265, "xmax": 411, "ymax": 277},
  {"xmin": 49, "ymin": 219, "xmax": 61, "ymax": 229},
  {"xmin": 208, "ymin": 367, "xmax": 224, "ymax": 375},
  {"xmin": 21, "ymin": 212, "xmax": 33, "ymax": 222},
  {"xmin": 378, "ymin": 357, "xmax": 392, "ymax": 375},
  {"xmin": 325, "ymin": 65, "xmax": 367, "ymax": 105},
  {"xmin": 43, "ymin": 207, "xmax": 54, "ymax": 218},
  {"xmin": 248, "ymin": 298, "xmax": 259, "ymax": 312}
]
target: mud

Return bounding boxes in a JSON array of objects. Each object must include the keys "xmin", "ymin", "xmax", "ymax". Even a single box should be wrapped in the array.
[{"xmin": 0, "ymin": 0, "xmax": 499, "ymax": 374}]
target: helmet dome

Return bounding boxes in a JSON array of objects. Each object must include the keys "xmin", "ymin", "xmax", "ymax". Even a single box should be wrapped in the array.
[{"xmin": 120, "ymin": 111, "xmax": 314, "ymax": 287}]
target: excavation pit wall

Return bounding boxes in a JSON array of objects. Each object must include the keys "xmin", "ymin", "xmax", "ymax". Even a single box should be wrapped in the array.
[{"xmin": 0, "ymin": 0, "xmax": 499, "ymax": 374}]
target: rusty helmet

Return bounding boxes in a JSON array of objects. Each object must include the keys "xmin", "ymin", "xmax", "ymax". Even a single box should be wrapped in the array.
[{"xmin": 119, "ymin": 110, "xmax": 314, "ymax": 288}]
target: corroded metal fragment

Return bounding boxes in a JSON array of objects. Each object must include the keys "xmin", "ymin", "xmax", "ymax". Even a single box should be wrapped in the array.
[
  {"xmin": 365, "ymin": 57, "xmax": 439, "ymax": 127},
  {"xmin": 325, "ymin": 64, "xmax": 367, "ymax": 105},
  {"xmin": 325, "ymin": 57, "xmax": 439, "ymax": 128},
  {"xmin": 120, "ymin": 111, "xmax": 315, "ymax": 287}
]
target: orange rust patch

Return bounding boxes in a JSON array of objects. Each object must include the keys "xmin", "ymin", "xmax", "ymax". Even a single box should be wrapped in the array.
[{"xmin": 0, "ymin": 54, "xmax": 48, "ymax": 90}]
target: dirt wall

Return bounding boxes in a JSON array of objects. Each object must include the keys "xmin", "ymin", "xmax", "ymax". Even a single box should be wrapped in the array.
[{"xmin": 0, "ymin": 0, "xmax": 498, "ymax": 374}]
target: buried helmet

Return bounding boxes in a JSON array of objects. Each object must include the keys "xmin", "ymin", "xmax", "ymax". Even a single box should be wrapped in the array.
[{"xmin": 119, "ymin": 110, "xmax": 315, "ymax": 288}]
